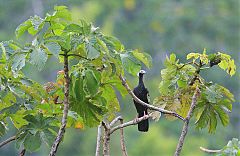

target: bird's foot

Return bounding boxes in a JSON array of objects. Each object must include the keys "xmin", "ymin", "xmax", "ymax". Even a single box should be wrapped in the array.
[{"xmin": 134, "ymin": 115, "xmax": 139, "ymax": 122}]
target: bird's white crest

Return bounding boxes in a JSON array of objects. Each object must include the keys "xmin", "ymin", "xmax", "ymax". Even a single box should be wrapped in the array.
[{"xmin": 137, "ymin": 70, "xmax": 146, "ymax": 76}]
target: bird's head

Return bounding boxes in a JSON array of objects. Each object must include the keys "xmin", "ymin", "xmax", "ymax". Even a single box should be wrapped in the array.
[{"xmin": 137, "ymin": 70, "xmax": 146, "ymax": 77}]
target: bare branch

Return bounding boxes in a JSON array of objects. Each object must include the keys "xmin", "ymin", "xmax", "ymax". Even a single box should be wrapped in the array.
[
  {"xmin": 119, "ymin": 119, "xmax": 128, "ymax": 156},
  {"xmin": 95, "ymin": 124, "xmax": 102, "ymax": 156},
  {"xmin": 102, "ymin": 122, "xmax": 110, "ymax": 156},
  {"xmin": 200, "ymin": 147, "xmax": 221, "ymax": 154},
  {"xmin": 110, "ymin": 113, "xmax": 152, "ymax": 134},
  {"xmin": 19, "ymin": 148, "xmax": 26, "ymax": 156},
  {"xmin": 49, "ymin": 51, "xmax": 70, "ymax": 156},
  {"xmin": 119, "ymin": 75, "xmax": 184, "ymax": 121},
  {"xmin": 174, "ymin": 87, "xmax": 201, "ymax": 156},
  {"xmin": 110, "ymin": 116, "xmax": 123, "ymax": 127},
  {"xmin": 0, "ymin": 135, "xmax": 17, "ymax": 148}
]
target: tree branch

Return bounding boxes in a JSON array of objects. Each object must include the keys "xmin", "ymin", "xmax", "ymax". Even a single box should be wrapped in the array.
[
  {"xmin": 110, "ymin": 113, "xmax": 152, "ymax": 134},
  {"xmin": 95, "ymin": 124, "xmax": 102, "ymax": 156},
  {"xmin": 199, "ymin": 147, "xmax": 221, "ymax": 154},
  {"xmin": 110, "ymin": 116, "xmax": 123, "ymax": 127},
  {"xmin": 0, "ymin": 135, "xmax": 17, "ymax": 148},
  {"xmin": 119, "ymin": 75, "xmax": 184, "ymax": 121},
  {"xmin": 102, "ymin": 122, "xmax": 110, "ymax": 156},
  {"xmin": 19, "ymin": 148, "xmax": 26, "ymax": 156},
  {"xmin": 119, "ymin": 119, "xmax": 128, "ymax": 156},
  {"xmin": 49, "ymin": 50, "xmax": 70, "ymax": 156},
  {"xmin": 174, "ymin": 87, "xmax": 201, "ymax": 156}
]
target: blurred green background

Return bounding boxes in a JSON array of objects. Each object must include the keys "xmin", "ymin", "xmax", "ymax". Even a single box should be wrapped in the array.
[{"xmin": 0, "ymin": 0, "xmax": 239, "ymax": 156}]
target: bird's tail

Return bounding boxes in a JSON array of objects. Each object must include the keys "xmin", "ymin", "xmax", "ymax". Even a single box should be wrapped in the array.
[{"xmin": 138, "ymin": 112, "xmax": 149, "ymax": 132}]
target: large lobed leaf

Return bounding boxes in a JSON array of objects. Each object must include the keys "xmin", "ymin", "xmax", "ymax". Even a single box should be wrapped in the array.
[{"xmin": 29, "ymin": 48, "xmax": 48, "ymax": 71}]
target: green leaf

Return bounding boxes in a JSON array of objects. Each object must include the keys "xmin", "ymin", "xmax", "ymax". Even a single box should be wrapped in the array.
[
  {"xmin": 54, "ymin": 5, "xmax": 68, "ymax": 10},
  {"xmin": 0, "ymin": 42, "xmax": 7, "ymax": 63},
  {"xmin": 169, "ymin": 53, "xmax": 177, "ymax": 63},
  {"xmin": 10, "ymin": 114, "xmax": 28, "ymax": 129},
  {"xmin": 186, "ymin": 53, "xmax": 200, "ymax": 60},
  {"xmin": 49, "ymin": 22, "xmax": 65, "ymax": 36},
  {"xmin": 29, "ymin": 48, "xmax": 48, "ymax": 70},
  {"xmin": 102, "ymin": 84, "xmax": 120, "ymax": 120},
  {"xmin": 0, "ymin": 122, "xmax": 6, "ymax": 137},
  {"xmin": 28, "ymin": 15, "xmax": 45, "ymax": 35},
  {"xmin": 64, "ymin": 24, "xmax": 82, "ymax": 33},
  {"xmin": 219, "ymin": 99, "xmax": 232, "ymax": 112},
  {"xmin": 11, "ymin": 53, "xmax": 26, "ymax": 71},
  {"xmin": 52, "ymin": 6, "xmax": 71, "ymax": 21},
  {"xmin": 16, "ymin": 15, "xmax": 45, "ymax": 37},
  {"xmin": 219, "ymin": 60, "xmax": 228, "ymax": 70},
  {"xmin": 218, "ymin": 52, "xmax": 236, "ymax": 76},
  {"xmin": 209, "ymin": 110, "xmax": 217, "ymax": 133},
  {"xmin": 16, "ymin": 132, "xmax": 27, "ymax": 149},
  {"xmin": 72, "ymin": 76, "xmax": 85, "ymax": 102},
  {"xmin": 24, "ymin": 132, "xmax": 42, "ymax": 152},
  {"xmin": 84, "ymin": 69, "xmax": 100, "ymax": 95},
  {"xmin": 80, "ymin": 20, "xmax": 91, "ymax": 35},
  {"xmin": 132, "ymin": 50, "xmax": 152, "ymax": 68},
  {"xmin": 15, "ymin": 19, "xmax": 32, "ymax": 38},
  {"xmin": 159, "ymin": 80, "xmax": 171, "ymax": 95},
  {"xmin": 204, "ymin": 85, "xmax": 223, "ymax": 103},
  {"xmin": 177, "ymin": 80, "xmax": 187, "ymax": 88},
  {"xmin": 102, "ymin": 36, "xmax": 124, "ymax": 52},
  {"xmin": 86, "ymin": 42, "xmax": 100, "ymax": 59},
  {"xmin": 71, "ymin": 97, "xmax": 107, "ymax": 127},
  {"xmin": 40, "ymin": 129, "xmax": 56, "ymax": 147},
  {"xmin": 214, "ymin": 105, "xmax": 229, "ymax": 126},
  {"xmin": 120, "ymin": 52, "xmax": 141, "ymax": 76},
  {"xmin": 220, "ymin": 138, "xmax": 240, "ymax": 156},
  {"xmin": 195, "ymin": 107, "xmax": 209, "ymax": 129},
  {"xmin": 45, "ymin": 42, "xmax": 61, "ymax": 58},
  {"xmin": 218, "ymin": 85, "xmax": 235, "ymax": 102}
]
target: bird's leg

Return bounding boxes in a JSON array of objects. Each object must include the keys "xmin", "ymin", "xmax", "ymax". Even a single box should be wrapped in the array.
[{"xmin": 133, "ymin": 114, "xmax": 139, "ymax": 123}]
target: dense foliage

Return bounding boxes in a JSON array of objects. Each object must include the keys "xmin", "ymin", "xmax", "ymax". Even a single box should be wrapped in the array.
[
  {"xmin": 1, "ymin": 2, "xmax": 237, "ymax": 156},
  {"xmin": 0, "ymin": 6, "xmax": 152, "ymax": 152}
]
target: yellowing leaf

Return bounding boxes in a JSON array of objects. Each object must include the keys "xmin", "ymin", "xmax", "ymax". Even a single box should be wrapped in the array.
[
  {"xmin": 132, "ymin": 50, "xmax": 152, "ymax": 68},
  {"xmin": 219, "ymin": 60, "xmax": 228, "ymax": 70},
  {"xmin": 75, "ymin": 121, "xmax": 84, "ymax": 129},
  {"xmin": 228, "ymin": 59, "xmax": 236, "ymax": 76},
  {"xmin": 186, "ymin": 53, "xmax": 200, "ymax": 60},
  {"xmin": 10, "ymin": 114, "xmax": 28, "ymax": 129},
  {"xmin": 218, "ymin": 52, "xmax": 236, "ymax": 76}
]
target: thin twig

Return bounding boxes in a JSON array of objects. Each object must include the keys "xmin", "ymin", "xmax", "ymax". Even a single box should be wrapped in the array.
[
  {"xmin": 95, "ymin": 124, "xmax": 102, "ymax": 156},
  {"xmin": 174, "ymin": 87, "xmax": 201, "ymax": 156},
  {"xmin": 119, "ymin": 75, "xmax": 184, "ymax": 121},
  {"xmin": 0, "ymin": 135, "xmax": 17, "ymax": 148},
  {"xmin": 200, "ymin": 147, "xmax": 222, "ymax": 153},
  {"xmin": 49, "ymin": 50, "xmax": 70, "ymax": 156},
  {"xmin": 110, "ymin": 113, "xmax": 152, "ymax": 134},
  {"xmin": 119, "ymin": 119, "xmax": 128, "ymax": 156}
]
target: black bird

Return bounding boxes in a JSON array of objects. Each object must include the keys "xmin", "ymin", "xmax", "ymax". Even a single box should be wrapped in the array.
[{"xmin": 133, "ymin": 70, "xmax": 149, "ymax": 132}]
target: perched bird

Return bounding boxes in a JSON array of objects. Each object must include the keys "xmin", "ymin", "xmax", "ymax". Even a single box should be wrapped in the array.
[{"xmin": 133, "ymin": 70, "xmax": 149, "ymax": 132}]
